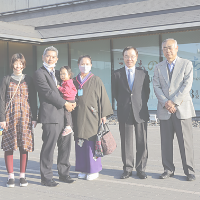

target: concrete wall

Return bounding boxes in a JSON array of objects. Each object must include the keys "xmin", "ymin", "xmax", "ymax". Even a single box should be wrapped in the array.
[{"xmin": 0, "ymin": 0, "xmax": 74, "ymax": 13}]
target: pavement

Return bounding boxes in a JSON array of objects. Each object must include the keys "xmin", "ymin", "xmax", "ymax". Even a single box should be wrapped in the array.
[{"xmin": 0, "ymin": 124, "xmax": 200, "ymax": 200}]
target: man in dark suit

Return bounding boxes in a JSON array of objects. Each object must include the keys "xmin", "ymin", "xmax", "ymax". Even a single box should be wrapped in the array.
[
  {"xmin": 34, "ymin": 46, "xmax": 76, "ymax": 187},
  {"xmin": 112, "ymin": 46, "xmax": 150, "ymax": 179}
]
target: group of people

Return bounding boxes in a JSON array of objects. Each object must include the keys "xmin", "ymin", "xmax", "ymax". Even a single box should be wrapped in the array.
[
  {"xmin": 112, "ymin": 38, "xmax": 195, "ymax": 182},
  {"xmin": 0, "ymin": 38, "xmax": 196, "ymax": 188}
]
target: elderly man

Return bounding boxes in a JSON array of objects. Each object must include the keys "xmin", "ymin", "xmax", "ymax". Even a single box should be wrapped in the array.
[
  {"xmin": 153, "ymin": 38, "xmax": 196, "ymax": 181},
  {"xmin": 112, "ymin": 46, "xmax": 150, "ymax": 179},
  {"xmin": 34, "ymin": 46, "xmax": 76, "ymax": 187}
]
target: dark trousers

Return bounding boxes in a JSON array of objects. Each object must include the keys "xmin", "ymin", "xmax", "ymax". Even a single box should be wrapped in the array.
[
  {"xmin": 40, "ymin": 121, "xmax": 72, "ymax": 181},
  {"xmin": 64, "ymin": 99, "xmax": 75, "ymax": 127},
  {"xmin": 160, "ymin": 114, "xmax": 195, "ymax": 175},
  {"xmin": 64, "ymin": 109, "xmax": 73, "ymax": 127},
  {"xmin": 119, "ymin": 110, "xmax": 148, "ymax": 172}
]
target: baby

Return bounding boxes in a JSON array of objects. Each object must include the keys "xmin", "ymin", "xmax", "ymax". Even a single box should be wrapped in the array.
[{"xmin": 57, "ymin": 66, "xmax": 77, "ymax": 136}]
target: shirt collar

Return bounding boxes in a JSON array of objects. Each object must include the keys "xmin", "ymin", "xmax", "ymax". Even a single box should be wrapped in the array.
[
  {"xmin": 125, "ymin": 65, "xmax": 135, "ymax": 71},
  {"xmin": 43, "ymin": 65, "xmax": 55, "ymax": 74},
  {"xmin": 166, "ymin": 56, "xmax": 177, "ymax": 66}
]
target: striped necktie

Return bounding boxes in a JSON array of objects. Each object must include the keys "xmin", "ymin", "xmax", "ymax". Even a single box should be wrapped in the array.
[{"xmin": 50, "ymin": 71, "xmax": 57, "ymax": 85}]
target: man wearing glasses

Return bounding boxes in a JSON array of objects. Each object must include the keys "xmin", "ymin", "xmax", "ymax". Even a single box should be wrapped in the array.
[
  {"xmin": 112, "ymin": 46, "xmax": 150, "ymax": 179},
  {"xmin": 153, "ymin": 38, "xmax": 196, "ymax": 181}
]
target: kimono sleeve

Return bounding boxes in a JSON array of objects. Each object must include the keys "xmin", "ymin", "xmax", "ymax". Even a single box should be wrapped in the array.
[{"xmin": 98, "ymin": 79, "xmax": 113, "ymax": 118}]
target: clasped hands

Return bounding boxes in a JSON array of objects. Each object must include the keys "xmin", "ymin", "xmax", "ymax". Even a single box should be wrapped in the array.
[{"xmin": 165, "ymin": 100, "xmax": 176, "ymax": 114}]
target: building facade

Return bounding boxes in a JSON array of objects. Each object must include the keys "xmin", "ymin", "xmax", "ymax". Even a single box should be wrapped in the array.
[{"xmin": 0, "ymin": 0, "xmax": 200, "ymax": 111}]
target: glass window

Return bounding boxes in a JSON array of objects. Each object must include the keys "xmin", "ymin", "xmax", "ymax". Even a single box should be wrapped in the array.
[
  {"xmin": 162, "ymin": 30, "xmax": 200, "ymax": 110},
  {"xmin": 113, "ymin": 34, "xmax": 160, "ymax": 110},
  {"xmin": 70, "ymin": 39, "xmax": 112, "ymax": 101},
  {"xmin": 37, "ymin": 43, "xmax": 68, "ymax": 71},
  {"xmin": 0, "ymin": 41, "xmax": 8, "ymax": 82}
]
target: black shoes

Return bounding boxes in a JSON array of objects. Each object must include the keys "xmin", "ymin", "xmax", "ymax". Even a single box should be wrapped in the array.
[
  {"xmin": 187, "ymin": 174, "xmax": 196, "ymax": 181},
  {"xmin": 120, "ymin": 171, "xmax": 132, "ymax": 179},
  {"xmin": 59, "ymin": 175, "xmax": 75, "ymax": 183},
  {"xmin": 6, "ymin": 179, "xmax": 15, "ymax": 188},
  {"xmin": 41, "ymin": 175, "xmax": 75, "ymax": 187},
  {"xmin": 41, "ymin": 179, "xmax": 59, "ymax": 187},
  {"xmin": 120, "ymin": 171, "xmax": 147, "ymax": 179},
  {"xmin": 136, "ymin": 171, "xmax": 147, "ymax": 179},
  {"xmin": 19, "ymin": 178, "xmax": 28, "ymax": 187},
  {"xmin": 159, "ymin": 171, "xmax": 174, "ymax": 179}
]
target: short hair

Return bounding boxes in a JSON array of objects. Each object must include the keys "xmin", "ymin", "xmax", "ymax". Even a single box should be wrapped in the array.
[
  {"xmin": 78, "ymin": 55, "xmax": 92, "ymax": 65},
  {"xmin": 10, "ymin": 53, "xmax": 26, "ymax": 69},
  {"xmin": 60, "ymin": 66, "xmax": 73, "ymax": 79},
  {"xmin": 122, "ymin": 46, "xmax": 138, "ymax": 56},
  {"xmin": 162, "ymin": 38, "xmax": 178, "ymax": 49},
  {"xmin": 43, "ymin": 46, "xmax": 58, "ymax": 57}
]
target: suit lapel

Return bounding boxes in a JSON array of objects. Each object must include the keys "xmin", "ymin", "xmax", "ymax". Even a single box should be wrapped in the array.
[
  {"xmin": 121, "ymin": 67, "xmax": 130, "ymax": 92},
  {"xmin": 41, "ymin": 66, "xmax": 58, "ymax": 90},
  {"xmin": 160, "ymin": 62, "xmax": 170, "ymax": 87},
  {"xmin": 170, "ymin": 57, "xmax": 181, "ymax": 85},
  {"xmin": 132, "ymin": 68, "xmax": 144, "ymax": 93}
]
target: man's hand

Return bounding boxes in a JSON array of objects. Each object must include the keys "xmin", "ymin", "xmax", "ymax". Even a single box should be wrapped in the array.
[
  {"xmin": 167, "ymin": 106, "xmax": 177, "ymax": 113},
  {"xmin": 65, "ymin": 101, "xmax": 76, "ymax": 112},
  {"xmin": 165, "ymin": 100, "xmax": 176, "ymax": 114},
  {"xmin": 101, "ymin": 117, "xmax": 107, "ymax": 124},
  {"xmin": 57, "ymin": 85, "xmax": 60, "ymax": 89},
  {"xmin": 32, "ymin": 121, "xmax": 37, "ymax": 128},
  {"xmin": 0, "ymin": 121, "xmax": 6, "ymax": 129}
]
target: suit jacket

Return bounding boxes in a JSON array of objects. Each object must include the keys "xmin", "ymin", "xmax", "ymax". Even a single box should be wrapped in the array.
[
  {"xmin": 112, "ymin": 66, "xmax": 150, "ymax": 123},
  {"xmin": 153, "ymin": 56, "xmax": 196, "ymax": 120},
  {"xmin": 33, "ymin": 66, "xmax": 66, "ymax": 123}
]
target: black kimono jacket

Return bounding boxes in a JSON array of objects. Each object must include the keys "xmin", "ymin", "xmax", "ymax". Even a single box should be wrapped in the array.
[{"xmin": 73, "ymin": 74, "xmax": 113, "ymax": 141}]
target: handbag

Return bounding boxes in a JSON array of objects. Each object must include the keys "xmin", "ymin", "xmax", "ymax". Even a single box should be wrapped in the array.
[
  {"xmin": 101, "ymin": 123, "xmax": 117, "ymax": 155},
  {"xmin": 94, "ymin": 124, "xmax": 104, "ymax": 157}
]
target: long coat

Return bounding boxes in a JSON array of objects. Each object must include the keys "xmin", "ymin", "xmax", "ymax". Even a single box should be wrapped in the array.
[{"xmin": 73, "ymin": 74, "xmax": 113, "ymax": 141}]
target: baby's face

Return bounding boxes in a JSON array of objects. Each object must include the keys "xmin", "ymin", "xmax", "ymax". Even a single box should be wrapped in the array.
[{"xmin": 60, "ymin": 68, "xmax": 70, "ymax": 81}]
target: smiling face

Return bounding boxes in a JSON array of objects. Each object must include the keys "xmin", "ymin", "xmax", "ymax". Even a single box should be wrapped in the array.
[
  {"xmin": 60, "ymin": 68, "xmax": 70, "ymax": 81},
  {"xmin": 13, "ymin": 59, "xmax": 24, "ymax": 75},
  {"xmin": 42, "ymin": 50, "xmax": 58, "ymax": 65},
  {"xmin": 162, "ymin": 39, "xmax": 178, "ymax": 63},
  {"xmin": 123, "ymin": 48, "xmax": 138, "ymax": 68}
]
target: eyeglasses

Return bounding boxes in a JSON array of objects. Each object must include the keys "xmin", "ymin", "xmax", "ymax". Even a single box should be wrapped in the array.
[
  {"xmin": 124, "ymin": 56, "xmax": 137, "ymax": 60},
  {"xmin": 162, "ymin": 46, "xmax": 174, "ymax": 51}
]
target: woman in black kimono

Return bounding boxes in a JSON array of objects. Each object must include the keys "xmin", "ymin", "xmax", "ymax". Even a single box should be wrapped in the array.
[{"xmin": 73, "ymin": 55, "xmax": 113, "ymax": 181}]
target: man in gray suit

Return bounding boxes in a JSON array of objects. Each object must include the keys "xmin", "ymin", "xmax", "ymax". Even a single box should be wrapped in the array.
[{"xmin": 153, "ymin": 38, "xmax": 196, "ymax": 181}]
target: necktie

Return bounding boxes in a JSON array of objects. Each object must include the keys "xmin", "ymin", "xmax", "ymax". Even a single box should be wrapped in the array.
[
  {"xmin": 168, "ymin": 63, "xmax": 174, "ymax": 72},
  {"xmin": 50, "ymin": 71, "xmax": 57, "ymax": 85},
  {"xmin": 128, "ymin": 69, "xmax": 133, "ymax": 90}
]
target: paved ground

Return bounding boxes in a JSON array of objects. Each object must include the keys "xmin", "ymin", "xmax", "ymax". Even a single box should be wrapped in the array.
[{"xmin": 0, "ymin": 124, "xmax": 200, "ymax": 200}]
